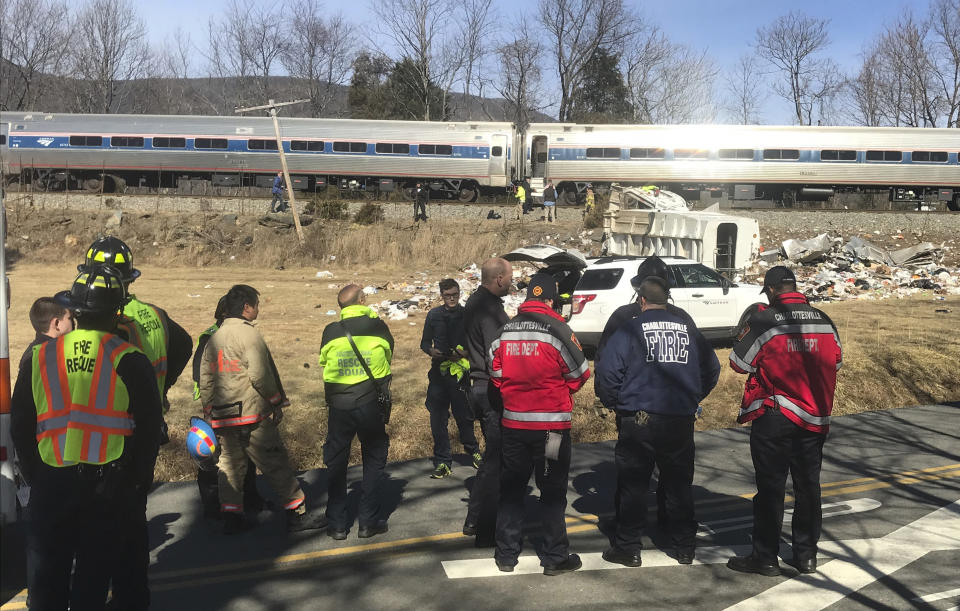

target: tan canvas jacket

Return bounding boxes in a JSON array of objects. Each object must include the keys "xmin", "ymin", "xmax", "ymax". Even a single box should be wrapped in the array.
[{"xmin": 198, "ymin": 317, "xmax": 284, "ymax": 428}]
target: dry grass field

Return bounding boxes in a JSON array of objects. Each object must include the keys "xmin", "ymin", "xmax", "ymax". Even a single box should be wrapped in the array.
[{"xmin": 7, "ymin": 258, "xmax": 959, "ymax": 483}]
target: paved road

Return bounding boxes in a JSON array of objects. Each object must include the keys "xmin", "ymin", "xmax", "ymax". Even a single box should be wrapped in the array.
[{"xmin": 3, "ymin": 403, "xmax": 959, "ymax": 610}]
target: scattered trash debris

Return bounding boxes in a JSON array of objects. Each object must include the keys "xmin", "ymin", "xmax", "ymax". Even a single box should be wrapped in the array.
[
  {"xmin": 325, "ymin": 310, "xmax": 337, "ymax": 316},
  {"xmin": 316, "ymin": 270, "xmax": 334, "ymax": 278},
  {"xmin": 363, "ymin": 286, "xmax": 378, "ymax": 295}
]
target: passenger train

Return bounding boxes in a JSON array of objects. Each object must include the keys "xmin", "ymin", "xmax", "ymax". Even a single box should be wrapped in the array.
[{"xmin": 1, "ymin": 111, "xmax": 958, "ymax": 209}]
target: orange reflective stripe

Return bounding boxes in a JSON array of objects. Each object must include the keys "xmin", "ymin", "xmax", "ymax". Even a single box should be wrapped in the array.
[{"xmin": 209, "ymin": 414, "xmax": 263, "ymax": 429}]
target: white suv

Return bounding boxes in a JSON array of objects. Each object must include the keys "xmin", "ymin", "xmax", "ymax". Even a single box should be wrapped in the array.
[{"xmin": 568, "ymin": 255, "xmax": 767, "ymax": 356}]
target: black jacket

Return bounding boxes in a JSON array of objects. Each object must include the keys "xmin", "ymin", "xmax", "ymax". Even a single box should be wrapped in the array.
[
  {"xmin": 156, "ymin": 306, "xmax": 193, "ymax": 395},
  {"xmin": 464, "ymin": 286, "xmax": 508, "ymax": 380},
  {"xmin": 18, "ymin": 333, "xmax": 53, "ymax": 374},
  {"xmin": 421, "ymin": 304, "xmax": 465, "ymax": 367},
  {"xmin": 11, "ymin": 344, "xmax": 162, "ymax": 491}
]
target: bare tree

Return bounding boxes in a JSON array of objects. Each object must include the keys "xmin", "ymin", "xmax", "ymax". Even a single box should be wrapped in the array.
[
  {"xmin": 846, "ymin": 44, "xmax": 886, "ymax": 126},
  {"xmin": 0, "ymin": 0, "xmax": 73, "ymax": 110},
  {"xmin": 876, "ymin": 12, "xmax": 941, "ymax": 126},
  {"xmin": 457, "ymin": 0, "xmax": 496, "ymax": 119},
  {"xmin": 493, "ymin": 21, "xmax": 546, "ymax": 130},
  {"xmin": 929, "ymin": 0, "xmax": 960, "ymax": 127},
  {"xmin": 622, "ymin": 26, "xmax": 718, "ymax": 124},
  {"xmin": 724, "ymin": 54, "xmax": 765, "ymax": 124},
  {"xmin": 149, "ymin": 28, "xmax": 196, "ymax": 114},
  {"xmin": 70, "ymin": 0, "xmax": 150, "ymax": 113},
  {"xmin": 283, "ymin": 0, "xmax": 356, "ymax": 117},
  {"xmin": 755, "ymin": 11, "xmax": 842, "ymax": 125},
  {"xmin": 368, "ymin": 0, "xmax": 456, "ymax": 121},
  {"xmin": 538, "ymin": 0, "xmax": 638, "ymax": 122}
]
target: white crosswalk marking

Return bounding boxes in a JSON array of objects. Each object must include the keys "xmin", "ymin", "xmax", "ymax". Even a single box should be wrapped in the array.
[{"xmin": 914, "ymin": 587, "xmax": 960, "ymax": 603}]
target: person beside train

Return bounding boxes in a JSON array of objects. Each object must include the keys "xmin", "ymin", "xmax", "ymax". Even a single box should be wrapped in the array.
[
  {"xmin": 414, "ymin": 182, "xmax": 429, "ymax": 222},
  {"xmin": 513, "ymin": 181, "xmax": 526, "ymax": 220},
  {"xmin": 270, "ymin": 172, "xmax": 287, "ymax": 213},
  {"xmin": 542, "ymin": 179, "xmax": 557, "ymax": 223}
]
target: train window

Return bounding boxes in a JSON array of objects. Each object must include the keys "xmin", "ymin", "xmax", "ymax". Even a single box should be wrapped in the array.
[
  {"xmin": 291, "ymin": 140, "xmax": 324, "ymax": 151},
  {"xmin": 492, "ymin": 146, "xmax": 503, "ymax": 157},
  {"xmin": 762, "ymin": 149, "xmax": 800, "ymax": 160},
  {"xmin": 69, "ymin": 135, "xmax": 103, "ymax": 146},
  {"xmin": 248, "ymin": 139, "xmax": 278, "ymax": 150},
  {"xmin": 0, "ymin": 135, "xmax": 5, "ymax": 145},
  {"xmin": 912, "ymin": 151, "xmax": 948, "ymax": 163},
  {"xmin": 195, "ymin": 138, "xmax": 228, "ymax": 149},
  {"xmin": 375, "ymin": 143, "xmax": 410, "ymax": 154},
  {"xmin": 820, "ymin": 149, "xmax": 856, "ymax": 161},
  {"xmin": 674, "ymin": 149, "xmax": 708, "ymax": 159},
  {"xmin": 334, "ymin": 141, "xmax": 366, "ymax": 153},
  {"xmin": 419, "ymin": 144, "xmax": 452, "ymax": 155},
  {"xmin": 866, "ymin": 150, "xmax": 902, "ymax": 162},
  {"xmin": 718, "ymin": 148, "xmax": 754, "ymax": 160},
  {"xmin": 153, "ymin": 137, "xmax": 186, "ymax": 148},
  {"xmin": 587, "ymin": 147, "xmax": 621, "ymax": 159},
  {"xmin": 629, "ymin": 148, "xmax": 665, "ymax": 159},
  {"xmin": 111, "ymin": 136, "xmax": 144, "ymax": 147}
]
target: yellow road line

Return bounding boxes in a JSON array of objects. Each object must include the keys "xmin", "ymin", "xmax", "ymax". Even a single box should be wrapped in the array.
[{"xmin": 3, "ymin": 461, "xmax": 958, "ymax": 608}]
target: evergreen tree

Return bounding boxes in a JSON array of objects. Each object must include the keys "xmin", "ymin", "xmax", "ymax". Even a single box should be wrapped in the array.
[{"xmin": 568, "ymin": 48, "xmax": 633, "ymax": 123}]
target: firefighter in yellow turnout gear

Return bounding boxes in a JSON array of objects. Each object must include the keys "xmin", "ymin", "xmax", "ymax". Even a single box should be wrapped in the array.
[
  {"xmin": 78, "ymin": 236, "xmax": 193, "ymax": 611},
  {"xmin": 11, "ymin": 266, "xmax": 161, "ymax": 611}
]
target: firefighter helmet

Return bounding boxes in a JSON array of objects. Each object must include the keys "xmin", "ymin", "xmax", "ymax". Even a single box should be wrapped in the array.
[
  {"xmin": 54, "ymin": 265, "xmax": 127, "ymax": 315},
  {"xmin": 79, "ymin": 236, "xmax": 141, "ymax": 283}
]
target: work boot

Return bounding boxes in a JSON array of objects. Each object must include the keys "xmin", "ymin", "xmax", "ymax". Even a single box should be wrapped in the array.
[
  {"xmin": 358, "ymin": 520, "xmax": 389, "ymax": 539},
  {"xmin": 223, "ymin": 513, "xmax": 254, "ymax": 535},
  {"xmin": 543, "ymin": 554, "xmax": 582, "ymax": 576},
  {"xmin": 430, "ymin": 464, "xmax": 452, "ymax": 479},
  {"xmin": 287, "ymin": 508, "xmax": 328, "ymax": 533},
  {"xmin": 602, "ymin": 546, "xmax": 642, "ymax": 567}
]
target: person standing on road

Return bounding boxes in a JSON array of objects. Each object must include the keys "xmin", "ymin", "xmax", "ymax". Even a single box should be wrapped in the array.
[
  {"xmin": 542, "ymin": 179, "xmax": 557, "ymax": 223},
  {"xmin": 727, "ymin": 266, "xmax": 842, "ymax": 577},
  {"xmin": 270, "ymin": 172, "xmax": 286, "ymax": 213},
  {"xmin": 19, "ymin": 297, "xmax": 74, "ymax": 372},
  {"xmin": 462, "ymin": 257, "xmax": 513, "ymax": 545},
  {"xmin": 595, "ymin": 277, "xmax": 720, "ymax": 568},
  {"xmin": 199, "ymin": 284, "xmax": 327, "ymax": 535},
  {"xmin": 414, "ymin": 182, "xmax": 429, "ymax": 222},
  {"xmin": 594, "ymin": 255, "xmax": 699, "ymax": 532},
  {"xmin": 11, "ymin": 266, "xmax": 161, "ymax": 611},
  {"xmin": 420, "ymin": 279, "xmax": 481, "ymax": 479},
  {"xmin": 489, "ymin": 273, "xmax": 591, "ymax": 575},
  {"xmin": 319, "ymin": 284, "xmax": 394, "ymax": 540},
  {"xmin": 192, "ymin": 295, "xmax": 266, "ymax": 520},
  {"xmin": 78, "ymin": 236, "xmax": 192, "ymax": 611}
]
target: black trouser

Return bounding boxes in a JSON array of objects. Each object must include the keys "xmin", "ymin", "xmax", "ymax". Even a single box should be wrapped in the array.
[
  {"xmin": 496, "ymin": 427, "xmax": 572, "ymax": 567},
  {"xmin": 110, "ymin": 488, "xmax": 151, "ymax": 610},
  {"xmin": 614, "ymin": 412, "xmax": 697, "ymax": 554},
  {"xmin": 323, "ymin": 401, "xmax": 390, "ymax": 529},
  {"xmin": 27, "ymin": 465, "xmax": 128, "ymax": 611},
  {"xmin": 465, "ymin": 379, "xmax": 503, "ymax": 537},
  {"xmin": 749, "ymin": 410, "xmax": 827, "ymax": 563},
  {"xmin": 197, "ymin": 458, "xmax": 260, "ymax": 516},
  {"xmin": 426, "ymin": 367, "xmax": 478, "ymax": 467},
  {"xmin": 414, "ymin": 200, "xmax": 427, "ymax": 221}
]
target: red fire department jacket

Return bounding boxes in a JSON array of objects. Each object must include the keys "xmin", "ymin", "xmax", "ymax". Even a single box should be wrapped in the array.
[
  {"xmin": 729, "ymin": 292, "xmax": 842, "ymax": 434},
  {"xmin": 489, "ymin": 300, "xmax": 591, "ymax": 430}
]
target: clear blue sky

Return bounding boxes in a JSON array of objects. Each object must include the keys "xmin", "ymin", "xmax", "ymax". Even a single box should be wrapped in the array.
[{"xmin": 134, "ymin": 0, "xmax": 920, "ymax": 123}]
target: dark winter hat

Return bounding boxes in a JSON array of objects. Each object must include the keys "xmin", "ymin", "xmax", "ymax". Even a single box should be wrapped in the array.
[
  {"xmin": 526, "ymin": 273, "xmax": 558, "ymax": 301},
  {"xmin": 761, "ymin": 266, "xmax": 797, "ymax": 294}
]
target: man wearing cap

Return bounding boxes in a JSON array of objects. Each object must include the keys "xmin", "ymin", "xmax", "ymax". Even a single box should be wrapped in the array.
[
  {"xmin": 727, "ymin": 266, "xmax": 842, "ymax": 577},
  {"xmin": 489, "ymin": 273, "xmax": 591, "ymax": 575},
  {"xmin": 595, "ymin": 277, "xmax": 720, "ymax": 567},
  {"xmin": 11, "ymin": 267, "xmax": 161, "ymax": 611}
]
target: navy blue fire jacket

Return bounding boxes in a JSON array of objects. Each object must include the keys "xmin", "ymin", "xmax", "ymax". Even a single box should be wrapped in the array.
[{"xmin": 595, "ymin": 307, "xmax": 721, "ymax": 416}]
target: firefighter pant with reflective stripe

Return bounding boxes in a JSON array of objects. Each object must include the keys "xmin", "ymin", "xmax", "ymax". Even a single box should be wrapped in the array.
[
  {"xmin": 217, "ymin": 418, "xmax": 304, "ymax": 513},
  {"xmin": 749, "ymin": 409, "xmax": 827, "ymax": 563}
]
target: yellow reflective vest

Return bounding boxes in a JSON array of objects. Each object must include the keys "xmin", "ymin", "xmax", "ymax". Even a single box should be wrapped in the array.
[
  {"xmin": 31, "ymin": 330, "xmax": 140, "ymax": 467},
  {"xmin": 119, "ymin": 296, "xmax": 169, "ymax": 396}
]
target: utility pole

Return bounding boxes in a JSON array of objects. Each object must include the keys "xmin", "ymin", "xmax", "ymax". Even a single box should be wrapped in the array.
[{"xmin": 235, "ymin": 98, "xmax": 310, "ymax": 245}]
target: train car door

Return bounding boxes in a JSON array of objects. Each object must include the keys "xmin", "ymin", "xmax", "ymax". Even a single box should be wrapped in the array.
[
  {"xmin": 715, "ymin": 223, "xmax": 737, "ymax": 273},
  {"xmin": 488, "ymin": 134, "xmax": 507, "ymax": 186},
  {"xmin": 531, "ymin": 135, "xmax": 548, "ymax": 178}
]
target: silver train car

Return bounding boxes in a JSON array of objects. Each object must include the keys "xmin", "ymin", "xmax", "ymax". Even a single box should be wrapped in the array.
[
  {"xmin": 520, "ymin": 123, "xmax": 960, "ymax": 208},
  {"xmin": 2, "ymin": 111, "xmax": 959, "ymax": 208},
  {"xmin": 0, "ymin": 112, "xmax": 514, "ymax": 200}
]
